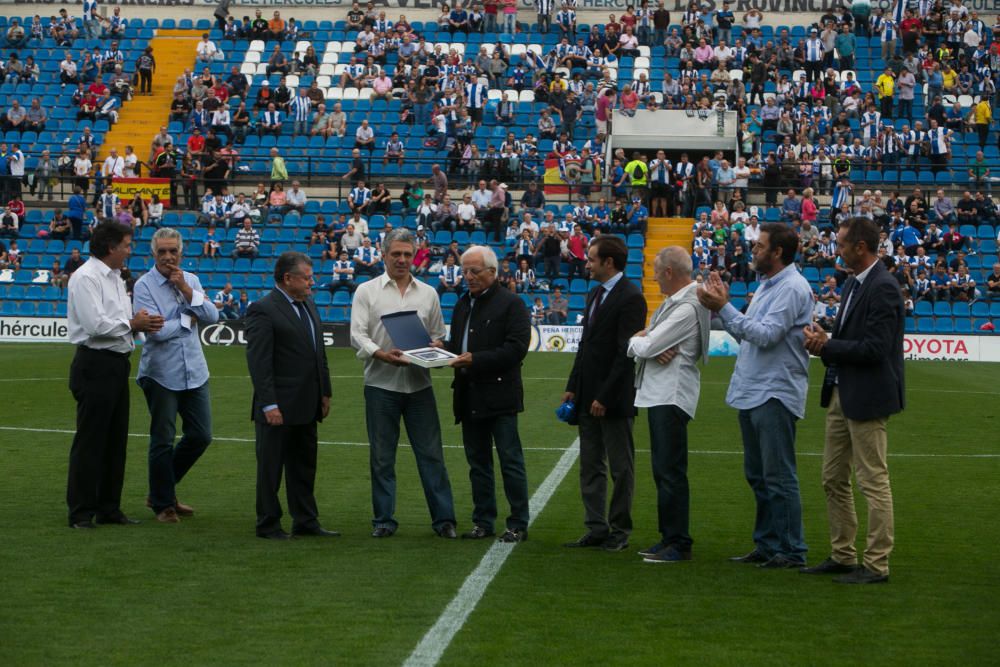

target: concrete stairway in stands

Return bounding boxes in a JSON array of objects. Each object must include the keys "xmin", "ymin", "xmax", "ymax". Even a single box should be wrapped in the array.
[
  {"xmin": 641, "ymin": 217, "xmax": 695, "ymax": 315},
  {"xmin": 98, "ymin": 30, "xmax": 200, "ymax": 167}
]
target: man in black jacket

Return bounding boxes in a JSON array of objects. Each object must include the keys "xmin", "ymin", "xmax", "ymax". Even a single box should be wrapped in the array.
[
  {"xmin": 562, "ymin": 236, "xmax": 647, "ymax": 552},
  {"xmin": 246, "ymin": 251, "xmax": 337, "ymax": 540},
  {"xmin": 446, "ymin": 246, "xmax": 532, "ymax": 543},
  {"xmin": 802, "ymin": 217, "xmax": 904, "ymax": 584}
]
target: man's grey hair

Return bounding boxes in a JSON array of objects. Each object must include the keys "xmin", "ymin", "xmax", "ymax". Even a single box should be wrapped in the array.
[
  {"xmin": 654, "ymin": 245, "xmax": 692, "ymax": 276},
  {"xmin": 151, "ymin": 227, "xmax": 183, "ymax": 254},
  {"xmin": 383, "ymin": 226, "xmax": 416, "ymax": 251},
  {"xmin": 461, "ymin": 245, "xmax": 498, "ymax": 271}
]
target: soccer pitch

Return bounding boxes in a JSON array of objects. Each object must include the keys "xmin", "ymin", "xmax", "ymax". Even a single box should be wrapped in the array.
[{"xmin": 0, "ymin": 345, "xmax": 996, "ymax": 665}]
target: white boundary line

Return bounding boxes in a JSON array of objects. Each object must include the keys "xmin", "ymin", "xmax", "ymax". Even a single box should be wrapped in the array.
[
  {"xmin": 0, "ymin": 426, "xmax": 996, "ymax": 458},
  {"xmin": 402, "ymin": 438, "xmax": 580, "ymax": 667}
]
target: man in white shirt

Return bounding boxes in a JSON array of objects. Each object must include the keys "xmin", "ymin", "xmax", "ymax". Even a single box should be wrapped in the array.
[
  {"xmin": 66, "ymin": 222, "xmax": 164, "ymax": 529},
  {"xmin": 456, "ymin": 193, "xmax": 477, "ymax": 230},
  {"xmin": 627, "ymin": 246, "xmax": 711, "ymax": 563},
  {"xmin": 196, "ymin": 33, "xmax": 221, "ymax": 62},
  {"xmin": 354, "ymin": 119, "xmax": 375, "ymax": 153},
  {"xmin": 349, "ymin": 227, "xmax": 457, "ymax": 538},
  {"xmin": 285, "ymin": 180, "xmax": 307, "ymax": 215}
]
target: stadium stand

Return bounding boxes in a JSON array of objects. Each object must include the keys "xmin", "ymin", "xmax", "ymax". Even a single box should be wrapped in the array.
[{"xmin": 0, "ymin": 3, "xmax": 999, "ymax": 333}]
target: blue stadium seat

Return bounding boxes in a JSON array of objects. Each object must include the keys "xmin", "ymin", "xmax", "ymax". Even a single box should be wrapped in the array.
[{"xmin": 934, "ymin": 318, "xmax": 955, "ymax": 333}]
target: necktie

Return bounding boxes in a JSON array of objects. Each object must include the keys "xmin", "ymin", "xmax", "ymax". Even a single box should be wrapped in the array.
[
  {"xmin": 589, "ymin": 287, "xmax": 605, "ymax": 326},
  {"xmin": 837, "ymin": 279, "xmax": 856, "ymax": 333},
  {"xmin": 293, "ymin": 301, "xmax": 316, "ymax": 349}
]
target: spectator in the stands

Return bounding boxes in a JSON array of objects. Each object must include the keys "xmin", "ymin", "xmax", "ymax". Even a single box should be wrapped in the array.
[
  {"xmin": 986, "ymin": 264, "xmax": 1000, "ymax": 299},
  {"xmin": 232, "ymin": 218, "xmax": 260, "ymax": 259},
  {"xmin": 0, "ymin": 203, "xmax": 19, "ymax": 238},
  {"xmin": 354, "ymin": 119, "xmax": 376, "ymax": 153},
  {"xmin": 933, "ymin": 188, "xmax": 957, "ymax": 225},
  {"xmin": 437, "ymin": 254, "xmax": 464, "ymax": 294},
  {"xmin": 214, "ymin": 283, "xmax": 240, "ymax": 320}
]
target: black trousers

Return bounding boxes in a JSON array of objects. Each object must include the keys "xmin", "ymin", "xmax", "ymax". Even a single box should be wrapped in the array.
[
  {"xmin": 647, "ymin": 404, "xmax": 693, "ymax": 550},
  {"xmin": 66, "ymin": 346, "xmax": 132, "ymax": 525},
  {"xmin": 577, "ymin": 413, "xmax": 635, "ymax": 539},
  {"xmin": 255, "ymin": 420, "xmax": 320, "ymax": 535}
]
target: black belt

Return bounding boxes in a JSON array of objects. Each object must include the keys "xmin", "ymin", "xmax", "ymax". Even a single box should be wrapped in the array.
[{"xmin": 79, "ymin": 345, "xmax": 131, "ymax": 358}]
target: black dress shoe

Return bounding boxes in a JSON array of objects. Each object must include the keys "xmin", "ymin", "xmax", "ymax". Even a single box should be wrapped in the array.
[
  {"xmin": 730, "ymin": 549, "xmax": 768, "ymax": 563},
  {"xmin": 95, "ymin": 514, "xmax": 141, "ymax": 525},
  {"xmin": 800, "ymin": 557, "xmax": 858, "ymax": 575},
  {"xmin": 602, "ymin": 536, "xmax": 629, "ymax": 552},
  {"xmin": 371, "ymin": 526, "xmax": 396, "ymax": 538},
  {"xmin": 436, "ymin": 523, "xmax": 458, "ymax": 539},
  {"xmin": 834, "ymin": 566, "xmax": 889, "ymax": 584},
  {"xmin": 562, "ymin": 533, "xmax": 607, "ymax": 548},
  {"xmin": 70, "ymin": 521, "xmax": 96, "ymax": 530},
  {"xmin": 461, "ymin": 525, "xmax": 495, "ymax": 539},
  {"xmin": 257, "ymin": 530, "xmax": 292, "ymax": 541},
  {"xmin": 293, "ymin": 526, "xmax": 341, "ymax": 537},
  {"xmin": 758, "ymin": 555, "xmax": 805, "ymax": 569},
  {"xmin": 498, "ymin": 528, "xmax": 527, "ymax": 543}
]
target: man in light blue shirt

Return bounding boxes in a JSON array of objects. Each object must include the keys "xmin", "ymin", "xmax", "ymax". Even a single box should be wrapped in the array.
[
  {"xmin": 698, "ymin": 223, "xmax": 813, "ymax": 568},
  {"xmin": 133, "ymin": 228, "xmax": 219, "ymax": 524}
]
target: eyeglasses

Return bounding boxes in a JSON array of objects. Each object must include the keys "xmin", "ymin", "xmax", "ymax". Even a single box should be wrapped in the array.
[{"xmin": 462, "ymin": 266, "xmax": 494, "ymax": 276}]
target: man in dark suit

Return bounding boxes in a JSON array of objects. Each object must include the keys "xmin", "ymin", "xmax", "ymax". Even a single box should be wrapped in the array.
[
  {"xmin": 446, "ymin": 246, "xmax": 532, "ymax": 543},
  {"xmin": 562, "ymin": 236, "xmax": 648, "ymax": 552},
  {"xmin": 246, "ymin": 251, "xmax": 337, "ymax": 540},
  {"xmin": 802, "ymin": 216, "xmax": 904, "ymax": 584}
]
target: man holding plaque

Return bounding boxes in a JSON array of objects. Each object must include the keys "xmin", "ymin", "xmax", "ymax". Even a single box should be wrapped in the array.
[{"xmin": 350, "ymin": 227, "xmax": 458, "ymax": 539}]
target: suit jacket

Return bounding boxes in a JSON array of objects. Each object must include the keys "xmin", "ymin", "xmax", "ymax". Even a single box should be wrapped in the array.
[
  {"xmin": 566, "ymin": 274, "xmax": 647, "ymax": 418},
  {"xmin": 445, "ymin": 284, "xmax": 530, "ymax": 423},
  {"xmin": 246, "ymin": 289, "xmax": 332, "ymax": 425},
  {"xmin": 820, "ymin": 260, "xmax": 905, "ymax": 421}
]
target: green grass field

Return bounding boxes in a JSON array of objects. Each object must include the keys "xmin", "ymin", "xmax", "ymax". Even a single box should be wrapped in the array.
[{"xmin": 0, "ymin": 345, "xmax": 997, "ymax": 666}]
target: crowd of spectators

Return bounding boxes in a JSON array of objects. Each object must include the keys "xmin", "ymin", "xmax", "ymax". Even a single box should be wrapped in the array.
[{"xmin": 3, "ymin": 0, "xmax": 1000, "ymax": 327}]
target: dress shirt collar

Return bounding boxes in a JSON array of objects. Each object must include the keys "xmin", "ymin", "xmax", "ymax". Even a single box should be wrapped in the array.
[
  {"xmin": 759, "ymin": 262, "xmax": 797, "ymax": 290},
  {"xmin": 600, "ymin": 270, "xmax": 624, "ymax": 293},
  {"xmin": 665, "ymin": 280, "xmax": 697, "ymax": 305},
  {"xmin": 275, "ymin": 285, "xmax": 299, "ymax": 304},
  {"xmin": 377, "ymin": 271, "xmax": 416, "ymax": 293},
  {"xmin": 92, "ymin": 256, "xmax": 121, "ymax": 279},
  {"xmin": 853, "ymin": 258, "xmax": 880, "ymax": 285}
]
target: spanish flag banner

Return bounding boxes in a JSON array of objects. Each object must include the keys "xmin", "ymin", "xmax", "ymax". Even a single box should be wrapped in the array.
[
  {"xmin": 544, "ymin": 156, "xmax": 603, "ymax": 196},
  {"xmin": 544, "ymin": 157, "xmax": 571, "ymax": 195}
]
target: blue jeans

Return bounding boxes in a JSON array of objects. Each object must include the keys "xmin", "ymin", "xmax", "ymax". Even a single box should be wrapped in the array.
[
  {"xmin": 138, "ymin": 377, "xmax": 212, "ymax": 513},
  {"xmin": 414, "ymin": 102, "xmax": 432, "ymax": 129},
  {"xmin": 461, "ymin": 414, "xmax": 529, "ymax": 532},
  {"xmin": 647, "ymin": 405, "xmax": 692, "ymax": 550},
  {"xmin": 503, "ymin": 13, "xmax": 517, "ymax": 35},
  {"xmin": 364, "ymin": 385, "xmax": 455, "ymax": 531},
  {"xmin": 737, "ymin": 398, "xmax": 807, "ymax": 562}
]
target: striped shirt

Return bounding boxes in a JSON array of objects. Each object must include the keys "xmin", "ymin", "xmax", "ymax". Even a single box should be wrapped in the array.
[{"xmin": 289, "ymin": 95, "xmax": 311, "ymax": 122}]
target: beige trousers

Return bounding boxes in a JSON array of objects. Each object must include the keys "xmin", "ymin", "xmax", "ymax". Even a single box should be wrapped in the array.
[{"xmin": 822, "ymin": 388, "xmax": 895, "ymax": 576}]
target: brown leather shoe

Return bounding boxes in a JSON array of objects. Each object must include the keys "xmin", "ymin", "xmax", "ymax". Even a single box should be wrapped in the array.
[
  {"xmin": 156, "ymin": 507, "xmax": 180, "ymax": 523},
  {"xmin": 174, "ymin": 500, "xmax": 195, "ymax": 517},
  {"xmin": 146, "ymin": 496, "xmax": 195, "ymax": 517}
]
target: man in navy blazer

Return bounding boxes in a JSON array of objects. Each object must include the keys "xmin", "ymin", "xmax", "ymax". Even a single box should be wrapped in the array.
[
  {"xmin": 802, "ymin": 217, "xmax": 904, "ymax": 584},
  {"xmin": 562, "ymin": 236, "xmax": 647, "ymax": 552}
]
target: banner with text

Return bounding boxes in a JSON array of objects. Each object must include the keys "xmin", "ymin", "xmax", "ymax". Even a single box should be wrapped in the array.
[
  {"xmin": 0, "ymin": 317, "xmax": 69, "ymax": 343},
  {"xmin": 4, "ymin": 318, "xmax": 1000, "ymax": 363},
  {"xmin": 111, "ymin": 178, "xmax": 172, "ymax": 207},
  {"xmin": 198, "ymin": 319, "xmax": 351, "ymax": 347}
]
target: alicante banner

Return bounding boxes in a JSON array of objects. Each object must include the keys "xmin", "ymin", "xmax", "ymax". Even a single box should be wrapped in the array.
[{"xmin": 111, "ymin": 178, "xmax": 172, "ymax": 207}]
